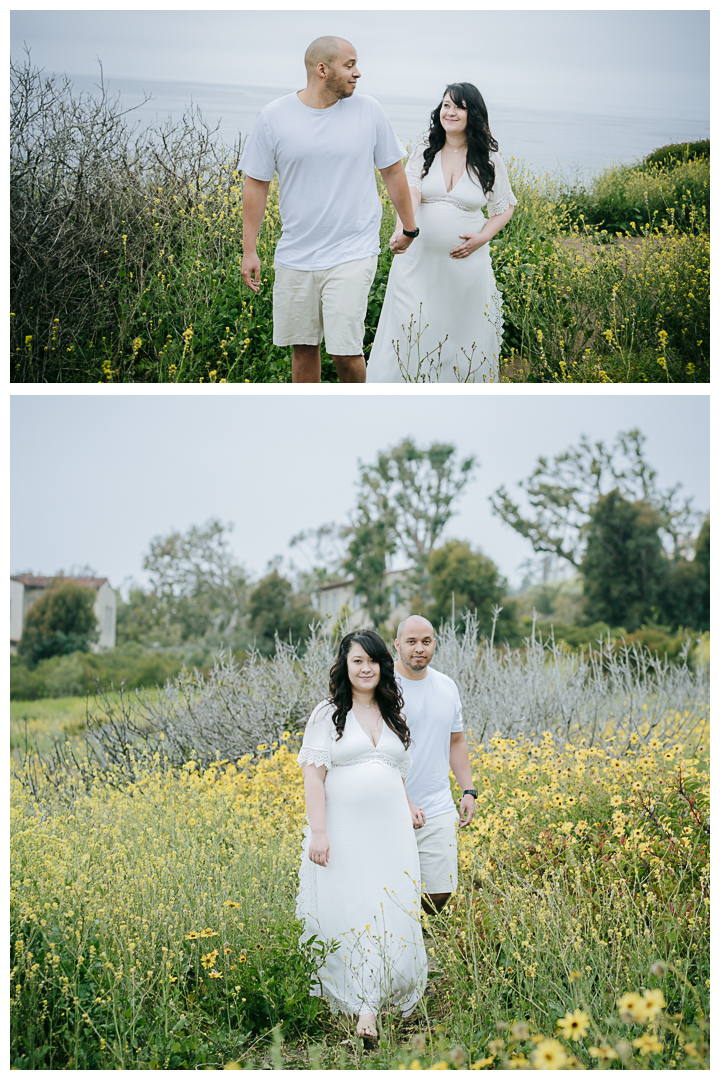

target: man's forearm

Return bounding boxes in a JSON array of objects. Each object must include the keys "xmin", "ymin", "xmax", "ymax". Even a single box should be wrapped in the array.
[
  {"xmin": 449, "ymin": 736, "xmax": 474, "ymax": 791},
  {"xmin": 395, "ymin": 187, "xmax": 422, "ymax": 233},
  {"xmin": 380, "ymin": 162, "xmax": 417, "ymax": 231},
  {"xmin": 242, "ymin": 177, "xmax": 271, "ymax": 252}
]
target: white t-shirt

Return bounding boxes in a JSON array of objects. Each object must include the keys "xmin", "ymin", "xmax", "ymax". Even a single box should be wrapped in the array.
[
  {"xmin": 239, "ymin": 92, "xmax": 406, "ymax": 271},
  {"xmin": 397, "ymin": 666, "xmax": 464, "ymax": 820}
]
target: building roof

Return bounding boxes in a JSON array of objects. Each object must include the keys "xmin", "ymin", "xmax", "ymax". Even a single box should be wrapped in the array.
[
  {"xmin": 11, "ymin": 574, "xmax": 110, "ymax": 590},
  {"xmin": 317, "ymin": 567, "xmax": 413, "ymax": 592},
  {"xmin": 317, "ymin": 578, "xmax": 353, "ymax": 592}
]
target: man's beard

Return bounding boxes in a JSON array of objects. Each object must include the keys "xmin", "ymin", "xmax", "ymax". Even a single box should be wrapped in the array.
[
  {"xmin": 326, "ymin": 71, "xmax": 355, "ymax": 98},
  {"xmin": 401, "ymin": 649, "xmax": 429, "ymax": 670}
]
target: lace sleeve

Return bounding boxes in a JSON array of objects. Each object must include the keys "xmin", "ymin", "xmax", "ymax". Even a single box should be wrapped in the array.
[
  {"xmin": 486, "ymin": 151, "xmax": 518, "ymax": 217},
  {"xmin": 398, "ymin": 755, "xmax": 413, "ymax": 779},
  {"xmin": 297, "ymin": 747, "xmax": 331, "ymax": 770},
  {"xmin": 297, "ymin": 700, "xmax": 335, "ymax": 770},
  {"xmin": 405, "ymin": 140, "xmax": 428, "ymax": 192}
]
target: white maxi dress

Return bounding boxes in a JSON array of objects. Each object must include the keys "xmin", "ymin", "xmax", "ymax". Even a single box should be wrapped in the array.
[
  {"xmin": 296, "ymin": 701, "xmax": 427, "ymax": 1017},
  {"xmin": 367, "ymin": 142, "xmax": 517, "ymax": 383}
]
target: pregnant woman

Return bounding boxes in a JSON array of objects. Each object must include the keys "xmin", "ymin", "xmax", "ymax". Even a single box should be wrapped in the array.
[
  {"xmin": 296, "ymin": 629, "xmax": 427, "ymax": 1044},
  {"xmin": 367, "ymin": 82, "xmax": 517, "ymax": 383}
]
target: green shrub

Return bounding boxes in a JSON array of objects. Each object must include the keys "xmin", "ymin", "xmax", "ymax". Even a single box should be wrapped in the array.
[
  {"xmin": 10, "ymin": 645, "xmax": 185, "ymax": 700},
  {"xmin": 644, "ymin": 140, "xmax": 709, "ymax": 168},
  {"xmin": 560, "ymin": 155, "xmax": 709, "ymax": 234},
  {"xmin": 17, "ymin": 580, "xmax": 99, "ymax": 666}
]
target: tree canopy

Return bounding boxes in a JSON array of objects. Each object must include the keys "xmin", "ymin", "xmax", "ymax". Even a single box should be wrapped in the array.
[
  {"xmin": 18, "ymin": 578, "xmax": 99, "ymax": 666},
  {"xmin": 126, "ymin": 518, "xmax": 250, "ymax": 648},
  {"xmin": 426, "ymin": 539, "xmax": 518, "ymax": 641},
  {"xmin": 247, "ymin": 569, "xmax": 315, "ymax": 654},
  {"xmin": 342, "ymin": 437, "xmax": 477, "ymax": 623},
  {"xmin": 491, "ymin": 429, "xmax": 700, "ymax": 568},
  {"xmin": 581, "ymin": 491, "xmax": 668, "ymax": 631}
]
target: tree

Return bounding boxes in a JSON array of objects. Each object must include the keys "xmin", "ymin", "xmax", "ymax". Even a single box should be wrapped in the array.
[
  {"xmin": 343, "ymin": 438, "xmax": 477, "ymax": 619},
  {"xmin": 288, "ymin": 523, "xmax": 347, "ymax": 595},
  {"xmin": 141, "ymin": 519, "xmax": 249, "ymax": 646},
  {"xmin": 662, "ymin": 516, "xmax": 710, "ymax": 632},
  {"xmin": 18, "ymin": 578, "xmax": 99, "ymax": 666},
  {"xmin": 247, "ymin": 569, "xmax": 316, "ymax": 654},
  {"xmin": 581, "ymin": 491, "xmax": 668, "ymax": 631},
  {"xmin": 115, "ymin": 586, "xmax": 181, "ymax": 648},
  {"xmin": 491, "ymin": 429, "xmax": 700, "ymax": 569},
  {"xmin": 343, "ymin": 499, "xmax": 397, "ymax": 629},
  {"xmin": 427, "ymin": 540, "xmax": 517, "ymax": 639}
]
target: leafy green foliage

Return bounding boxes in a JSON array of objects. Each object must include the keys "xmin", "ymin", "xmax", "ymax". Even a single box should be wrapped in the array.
[
  {"xmin": 136, "ymin": 518, "xmax": 250, "ymax": 650},
  {"xmin": 427, "ymin": 539, "xmax": 519, "ymax": 641},
  {"xmin": 662, "ymin": 517, "xmax": 710, "ymax": 632},
  {"xmin": 560, "ymin": 154, "xmax": 709, "ymax": 234},
  {"xmin": 343, "ymin": 438, "xmax": 477, "ymax": 616},
  {"xmin": 490, "ymin": 157, "xmax": 709, "ymax": 383},
  {"xmin": 17, "ymin": 580, "xmax": 99, "ymax": 666},
  {"xmin": 581, "ymin": 492, "xmax": 668, "ymax": 631},
  {"xmin": 10, "ymin": 644, "xmax": 186, "ymax": 701},
  {"xmin": 247, "ymin": 570, "xmax": 315, "ymax": 654},
  {"xmin": 643, "ymin": 140, "xmax": 709, "ymax": 167},
  {"xmin": 491, "ymin": 428, "xmax": 700, "ymax": 568}
]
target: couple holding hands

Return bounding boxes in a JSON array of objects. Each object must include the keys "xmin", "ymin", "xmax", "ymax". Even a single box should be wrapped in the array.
[
  {"xmin": 240, "ymin": 35, "xmax": 517, "ymax": 384},
  {"xmin": 295, "ymin": 618, "xmax": 477, "ymax": 1042}
]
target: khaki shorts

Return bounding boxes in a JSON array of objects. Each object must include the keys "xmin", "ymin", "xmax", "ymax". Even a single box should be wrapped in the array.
[
  {"xmin": 414, "ymin": 810, "xmax": 459, "ymax": 894},
  {"xmin": 272, "ymin": 255, "xmax": 378, "ymax": 355}
]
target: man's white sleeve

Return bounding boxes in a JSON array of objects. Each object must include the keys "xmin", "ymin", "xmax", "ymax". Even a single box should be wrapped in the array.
[
  {"xmin": 373, "ymin": 101, "xmax": 408, "ymax": 169},
  {"xmin": 452, "ymin": 685, "xmax": 464, "ymax": 732},
  {"xmin": 239, "ymin": 115, "xmax": 276, "ymax": 182}
]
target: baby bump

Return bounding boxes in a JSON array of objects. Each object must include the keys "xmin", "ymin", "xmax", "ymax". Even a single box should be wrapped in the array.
[
  {"xmin": 416, "ymin": 201, "xmax": 488, "ymax": 258},
  {"xmin": 325, "ymin": 763, "xmax": 410, "ymax": 832}
]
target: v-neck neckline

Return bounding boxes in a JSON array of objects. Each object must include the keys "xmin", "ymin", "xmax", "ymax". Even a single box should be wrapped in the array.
[
  {"xmin": 439, "ymin": 150, "xmax": 466, "ymax": 195},
  {"xmin": 351, "ymin": 708, "xmax": 384, "ymax": 749}
]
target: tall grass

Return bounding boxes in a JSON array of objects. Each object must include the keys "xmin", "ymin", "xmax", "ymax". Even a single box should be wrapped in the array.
[{"xmin": 492, "ymin": 162, "xmax": 709, "ymax": 382}]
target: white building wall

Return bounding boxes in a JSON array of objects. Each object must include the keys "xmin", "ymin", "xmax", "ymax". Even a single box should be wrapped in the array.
[
  {"xmin": 10, "ymin": 577, "xmax": 117, "ymax": 650},
  {"xmin": 93, "ymin": 581, "xmax": 117, "ymax": 649},
  {"xmin": 317, "ymin": 569, "xmax": 413, "ymax": 634},
  {"xmin": 10, "ymin": 579, "xmax": 25, "ymax": 644}
]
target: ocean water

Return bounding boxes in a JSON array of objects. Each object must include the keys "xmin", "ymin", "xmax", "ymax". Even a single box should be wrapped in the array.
[{"xmin": 67, "ymin": 72, "xmax": 708, "ymax": 180}]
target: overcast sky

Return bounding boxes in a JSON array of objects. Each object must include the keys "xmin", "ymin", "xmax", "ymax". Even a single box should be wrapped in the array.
[
  {"xmin": 10, "ymin": 394, "xmax": 709, "ymax": 596},
  {"xmin": 11, "ymin": 9, "xmax": 709, "ymax": 117}
]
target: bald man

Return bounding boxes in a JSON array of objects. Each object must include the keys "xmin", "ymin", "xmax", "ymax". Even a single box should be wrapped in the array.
[
  {"xmin": 395, "ymin": 616, "xmax": 476, "ymax": 914},
  {"xmin": 240, "ymin": 36, "xmax": 419, "ymax": 383}
]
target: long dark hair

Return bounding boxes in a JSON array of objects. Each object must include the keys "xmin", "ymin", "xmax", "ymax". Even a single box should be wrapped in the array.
[
  {"xmin": 422, "ymin": 82, "xmax": 499, "ymax": 194},
  {"xmin": 328, "ymin": 629, "xmax": 410, "ymax": 749}
]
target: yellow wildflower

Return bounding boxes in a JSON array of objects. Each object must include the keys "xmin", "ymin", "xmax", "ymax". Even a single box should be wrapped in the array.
[
  {"xmin": 632, "ymin": 1032, "xmax": 663, "ymax": 1056},
  {"xmin": 556, "ymin": 1008, "xmax": 590, "ymax": 1041},
  {"xmin": 531, "ymin": 1038, "xmax": 569, "ymax": 1069}
]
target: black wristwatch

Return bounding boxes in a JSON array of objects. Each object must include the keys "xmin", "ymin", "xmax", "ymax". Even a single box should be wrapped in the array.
[
  {"xmin": 462, "ymin": 788, "xmax": 478, "ymax": 799},
  {"xmin": 402, "ymin": 227, "xmax": 420, "ymax": 238}
]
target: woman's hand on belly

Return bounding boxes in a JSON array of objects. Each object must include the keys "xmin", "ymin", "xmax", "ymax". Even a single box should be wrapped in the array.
[
  {"xmin": 308, "ymin": 831, "xmax": 330, "ymax": 867},
  {"xmin": 450, "ymin": 232, "xmax": 487, "ymax": 259}
]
